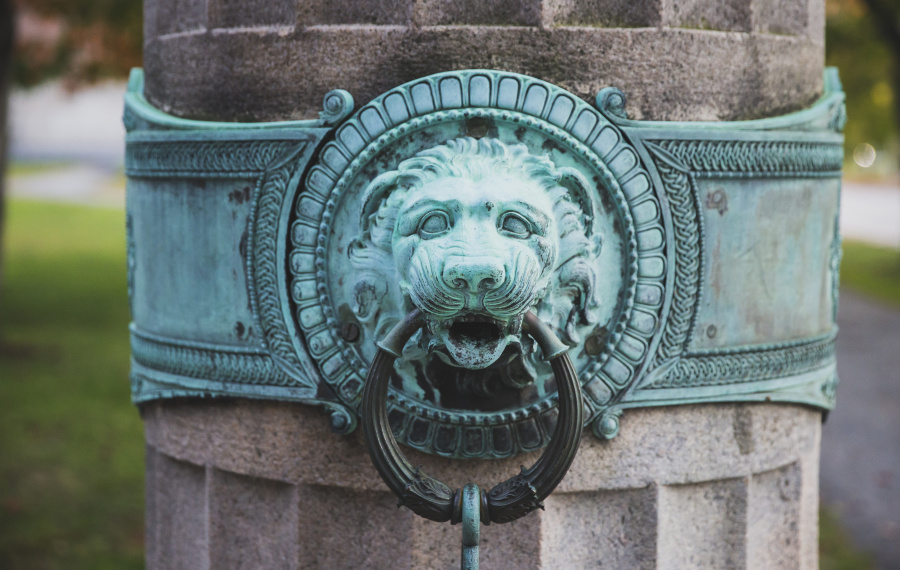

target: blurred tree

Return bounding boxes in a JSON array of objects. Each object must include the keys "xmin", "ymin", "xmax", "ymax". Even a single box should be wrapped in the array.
[
  {"xmin": 860, "ymin": 0, "xmax": 900, "ymax": 162},
  {"xmin": 827, "ymin": 0, "xmax": 900, "ymax": 172},
  {"xmin": 12, "ymin": 0, "xmax": 142, "ymax": 87},
  {"xmin": 1, "ymin": 0, "xmax": 13, "ymax": 309}
]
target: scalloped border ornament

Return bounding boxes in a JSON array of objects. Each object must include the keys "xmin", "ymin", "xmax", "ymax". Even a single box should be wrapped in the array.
[{"xmin": 285, "ymin": 70, "xmax": 667, "ymax": 457}]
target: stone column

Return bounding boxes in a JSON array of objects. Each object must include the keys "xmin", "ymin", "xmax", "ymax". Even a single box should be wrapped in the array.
[{"xmin": 141, "ymin": 1, "xmax": 825, "ymax": 568}]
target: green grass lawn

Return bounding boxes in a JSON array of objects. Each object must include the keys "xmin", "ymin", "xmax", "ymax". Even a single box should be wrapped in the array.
[
  {"xmin": 0, "ymin": 200, "xmax": 143, "ymax": 570},
  {"xmin": 0, "ymin": 199, "xmax": 892, "ymax": 568},
  {"xmin": 841, "ymin": 240, "xmax": 900, "ymax": 308}
]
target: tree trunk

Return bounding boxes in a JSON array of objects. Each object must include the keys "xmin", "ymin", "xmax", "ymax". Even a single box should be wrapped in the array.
[{"xmin": 0, "ymin": 0, "xmax": 14, "ymax": 312}]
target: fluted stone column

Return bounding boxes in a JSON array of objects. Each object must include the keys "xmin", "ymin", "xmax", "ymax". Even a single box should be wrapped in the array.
[{"xmin": 140, "ymin": 1, "xmax": 825, "ymax": 568}]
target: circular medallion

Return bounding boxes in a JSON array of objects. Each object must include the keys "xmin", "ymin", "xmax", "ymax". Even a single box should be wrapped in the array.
[{"xmin": 288, "ymin": 71, "xmax": 665, "ymax": 457}]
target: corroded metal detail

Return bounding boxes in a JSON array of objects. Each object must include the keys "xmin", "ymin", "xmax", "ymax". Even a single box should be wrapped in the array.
[
  {"xmin": 125, "ymin": 67, "xmax": 845, "ymax": 456},
  {"xmin": 361, "ymin": 310, "xmax": 583, "ymax": 525},
  {"xmin": 290, "ymin": 70, "xmax": 663, "ymax": 456},
  {"xmin": 644, "ymin": 142, "xmax": 702, "ymax": 366},
  {"xmin": 644, "ymin": 333, "xmax": 837, "ymax": 389},
  {"xmin": 648, "ymin": 139, "xmax": 843, "ymax": 177},
  {"xmin": 130, "ymin": 326, "xmax": 297, "ymax": 386}
]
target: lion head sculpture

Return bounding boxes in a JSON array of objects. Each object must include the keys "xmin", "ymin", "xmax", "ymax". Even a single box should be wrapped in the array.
[{"xmin": 349, "ymin": 137, "xmax": 602, "ymax": 402}]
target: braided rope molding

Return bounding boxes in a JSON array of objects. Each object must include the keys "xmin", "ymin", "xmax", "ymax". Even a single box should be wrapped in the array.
[
  {"xmin": 646, "ymin": 333, "xmax": 836, "ymax": 389},
  {"xmin": 645, "ymin": 142, "xmax": 702, "ymax": 365},
  {"xmin": 649, "ymin": 139, "xmax": 843, "ymax": 176},
  {"xmin": 246, "ymin": 149, "xmax": 318, "ymax": 390},
  {"xmin": 125, "ymin": 140, "xmax": 301, "ymax": 177},
  {"xmin": 130, "ymin": 327, "xmax": 296, "ymax": 386}
]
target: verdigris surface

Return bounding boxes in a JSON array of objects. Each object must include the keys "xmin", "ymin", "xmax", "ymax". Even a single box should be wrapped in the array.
[{"xmin": 125, "ymin": 68, "xmax": 844, "ymax": 459}]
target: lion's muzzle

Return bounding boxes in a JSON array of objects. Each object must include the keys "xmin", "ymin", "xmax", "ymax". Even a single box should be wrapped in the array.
[
  {"xmin": 442, "ymin": 255, "xmax": 506, "ymax": 293},
  {"xmin": 406, "ymin": 247, "xmax": 545, "ymax": 369}
]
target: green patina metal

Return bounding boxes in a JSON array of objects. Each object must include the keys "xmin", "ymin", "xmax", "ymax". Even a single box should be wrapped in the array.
[
  {"xmin": 460, "ymin": 484, "xmax": 481, "ymax": 570},
  {"xmin": 361, "ymin": 310, "xmax": 583, "ymax": 568},
  {"xmin": 125, "ymin": 67, "xmax": 845, "ymax": 458}
]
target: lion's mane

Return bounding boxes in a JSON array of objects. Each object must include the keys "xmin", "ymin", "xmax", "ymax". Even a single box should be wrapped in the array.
[{"xmin": 348, "ymin": 137, "xmax": 602, "ymax": 394}]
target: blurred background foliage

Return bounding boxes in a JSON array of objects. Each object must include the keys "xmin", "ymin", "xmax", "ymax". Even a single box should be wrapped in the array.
[
  {"xmin": 11, "ymin": 0, "xmax": 142, "ymax": 87},
  {"xmin": 827, "ymin": 0, "xmax": 900, "ymax": 177}
]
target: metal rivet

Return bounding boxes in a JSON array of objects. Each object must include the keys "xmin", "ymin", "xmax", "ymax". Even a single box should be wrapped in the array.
[{"xmin": 341, "ymin": 322, "xmax": 361, "ymax": 343}]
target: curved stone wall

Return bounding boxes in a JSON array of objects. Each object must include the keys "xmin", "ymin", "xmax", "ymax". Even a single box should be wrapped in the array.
[
  {"xmin": 143, "ymin": 401, "xmax": 821, "ymax": 568},
  {"xmin": 142, "ymin": 0, "xmax": 824, "ymax": 122}
]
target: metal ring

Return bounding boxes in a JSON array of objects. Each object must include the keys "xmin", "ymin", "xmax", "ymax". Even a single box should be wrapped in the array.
[{"xmin": 361, "ymin": 309, "xmax": 584, "ymax": 525}]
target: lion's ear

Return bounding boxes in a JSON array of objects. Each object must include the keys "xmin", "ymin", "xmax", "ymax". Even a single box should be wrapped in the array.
[
  {"xmin": 557, "ymin": 167, "xmax": 598, "ymax": 241},
  {"xmin": 359, "ymin": 171, "xmax": 402, "ymax": 235}
]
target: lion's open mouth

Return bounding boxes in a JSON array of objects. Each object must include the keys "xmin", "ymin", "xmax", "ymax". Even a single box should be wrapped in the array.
[{"xmin": 441, "ymin": 313, "xmax": 513, "ymax": 369}]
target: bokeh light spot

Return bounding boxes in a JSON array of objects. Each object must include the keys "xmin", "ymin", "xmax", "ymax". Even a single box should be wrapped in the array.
[{"xmin": 853, "ymin": 143, "xmax": 877, "ymax": 168}]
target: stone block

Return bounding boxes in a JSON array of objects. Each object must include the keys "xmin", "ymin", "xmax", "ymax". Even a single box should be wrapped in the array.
[
  {"xmin": 152, "ymin": 452, "xmax": 209, "ymax": 569},
  {"xmin": 295, "ymin": 485, "xmax": 417, "ymax": 567},
  {"xmin": 303, "ymin": 492, "xmax": 543, "ymax": 570},
  {"xmin": 297, "ymin": 0, "xmax": 413, "ymax": 26},
  {"xmin": 144, "ymin": 26, "xmax": 823, "ymax": 123},
  {"xmin": 143, "ymin": 399, "xmax": 821, "ymax": 568},
  {"xmin": 657, "ymin": 477, "xmax": 749, "ymax": 569},
  {"xmin": 208, "ymin": 469, "xmax": 299, "ymax": 569},
  {"xmin": 541, "ymin": 486, "xmax": 658, "ymax": 568},
  {"xmin": 807, "ymin": 0, "xmax": 825, "ymax": 43},
  {"xmin": 143, "ymin": 400, "xmax": 822, "ymax": 492},
  {"xmin": 547, "ymin": 0, "xmax": 663, "ymax": 27},
  {"xmin": 661, "ymin": 0, "xmax": 752, "ymax": 32},
  {"xmin": 478, "ymin": 511, "xmax": 543, "ymax": 569},
  {"xmin": 753, "ymin": 0, "xmax": 809, "ymax": 36},
  {"xmin": 747, "ymin": 462, "xmax": 804, "ymax": 569},
  {"xmin": 208, "ymin": 0, "xmax": 295, "ymax": 29},
  {"xmin": 414, "ymin": 0, "xmax": 542, "ymax": 26},
  {"xmin": 144, "ymin": 446, "xmax": 159, "ymax": 569},
  {"xmin": 154, "ymin": 0, "xmax": 206, "ymax": 35}
]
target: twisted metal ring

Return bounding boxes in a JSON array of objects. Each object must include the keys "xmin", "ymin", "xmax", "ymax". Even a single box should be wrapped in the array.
[{"xmin": 361, "ymin": 309, "xmax": 584, "ymax": 525}]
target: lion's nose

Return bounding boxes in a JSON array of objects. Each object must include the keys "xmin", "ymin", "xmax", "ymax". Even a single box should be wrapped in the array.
[{"xmin": 442, "ymin": 257, "xmax": 506, "ymax": 293}]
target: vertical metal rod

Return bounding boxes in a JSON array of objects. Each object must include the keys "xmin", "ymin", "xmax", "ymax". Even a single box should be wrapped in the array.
[{"xmin": 460, "ymin": 484, "xmax": 481, "ymax": 570}]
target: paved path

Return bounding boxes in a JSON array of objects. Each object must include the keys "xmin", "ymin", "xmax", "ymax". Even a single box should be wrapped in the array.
[
  {"xmin": 842, "ymin": 181, "xmax": 900, "ymax": 249},
  {"xmin": 823, "ymin": 291, "xmax": 900, "ymax": 569},
  {"xmin": 8, "ymin": 80, "xmax": 126, "ymax": 167}
]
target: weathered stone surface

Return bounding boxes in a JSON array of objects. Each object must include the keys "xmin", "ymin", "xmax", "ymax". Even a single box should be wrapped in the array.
[
  {"xmin": 547, "ymin": 0, "xmax": 663, "ymax": 27},
  {"xmin": 142, "ymin": 400, "xmax": 821, "ymax": 492},
  {"xmin": 142, "ymin": 0, "xmax": 825, "ymax": 122},
  {"xmin": 149, "ymin": 451, "xmax": 209, "ymax": 569},
  {"xmin": 662, "ymin": 0, "xmax": 752, "ymax": 32},
  {"xmin": 415, "ymin": 0, "xmax": 543, "ymax": 26},
  {"xmin": 148, "ymin": 0, "xmax": 206, "ymax": 36},
  {"xmin": 541, "ymin": 486, "xmax": 659, "ymax": 568},
  {"xmin": 753, "ymin": 0, "xmax": 809, "ymax": 36},
  {"xmin": 143, "ymin": 401, "xmax": 821, "ymax": 568},
  {"xmin": 207, "ymin": 0, "xmax": 295, "ymax": 29},
  {"xmin": 207, "ymin": 469, "xmax": 298, "ymax": 569},
  {"xmin": 747, "ymin": 462, "xmax": 804, "ymax": 569},
  {"xmin": 297, "ymin": 0, "xmax": 412, "ymax": 26},
  {"xmin": 658, "ymin": 478, "xmax": 750, "ymax": 569}
]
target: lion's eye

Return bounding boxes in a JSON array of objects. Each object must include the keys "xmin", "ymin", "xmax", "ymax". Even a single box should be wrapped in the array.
[
  {"xmin": 418, "ymin": 212, "xmax": 450, "ymax": 237},
  {"xmin": 499, "ymin": 213, "xmax": 531, "ymax": 238}
]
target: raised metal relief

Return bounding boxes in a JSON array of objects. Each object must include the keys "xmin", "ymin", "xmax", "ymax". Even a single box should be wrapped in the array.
[
  {"xmin": 125, "ymin": 67, "xmax": 845, "ymax": 458},
  {"xmin": 288, "ymin": 71, "xmax": 664, "ymax": 457}
]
